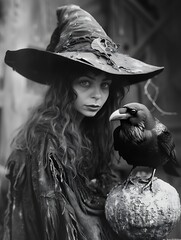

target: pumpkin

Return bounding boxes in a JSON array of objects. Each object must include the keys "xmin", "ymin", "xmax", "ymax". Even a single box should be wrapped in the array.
[{"xmin": 105, "ymin": 177, "xmax": 181, "ymax": 240}]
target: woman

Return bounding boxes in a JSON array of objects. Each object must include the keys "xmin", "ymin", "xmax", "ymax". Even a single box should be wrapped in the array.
[{"xmin": 2, "ymin": 4, "xmax": 164, "ymax": 240}]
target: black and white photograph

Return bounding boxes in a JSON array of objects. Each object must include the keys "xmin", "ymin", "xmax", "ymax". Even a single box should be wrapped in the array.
[{"xmin": 0, "ymin": 0, "xmax": 181, "ymax": 239}]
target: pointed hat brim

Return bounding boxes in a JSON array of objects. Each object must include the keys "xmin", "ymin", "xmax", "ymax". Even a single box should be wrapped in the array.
[{"xmin": 5, "ymin": 47, "xmax": 163, "ymax": 86}]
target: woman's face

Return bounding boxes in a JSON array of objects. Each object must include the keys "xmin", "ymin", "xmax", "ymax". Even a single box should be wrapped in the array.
[{"xmin": 72, "ymin": 71, "xmax": 112, "ymax": 118}]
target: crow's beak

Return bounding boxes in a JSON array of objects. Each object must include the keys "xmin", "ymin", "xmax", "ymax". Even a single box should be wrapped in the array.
[{"xmin": 109, "ymin": 108, "xmax": 131, "ymax": 121}]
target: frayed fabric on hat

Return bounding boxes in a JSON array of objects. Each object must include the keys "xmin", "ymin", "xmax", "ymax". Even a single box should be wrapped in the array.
[{"xmin": 4, "ymin": 4, "xmax": 164, "ymax": 86}]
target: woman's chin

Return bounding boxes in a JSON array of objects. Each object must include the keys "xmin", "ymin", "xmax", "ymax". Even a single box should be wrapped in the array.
[
  {"xmin": 83, "ymin": 111, "xmax": 99, "ymax": 117},
  {"xmin": 86, "ymin": 113, "xmax": 97, "ymax": 117}
]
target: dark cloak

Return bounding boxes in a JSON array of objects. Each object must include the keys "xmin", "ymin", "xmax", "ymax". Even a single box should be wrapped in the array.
[{"xmin": 2, "ymin": 135, "xmax": 122, "ymax": 240}]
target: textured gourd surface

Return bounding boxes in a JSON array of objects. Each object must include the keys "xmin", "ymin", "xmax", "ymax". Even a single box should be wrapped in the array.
[{"xmin": 105, "ymin": 177, "xmax": 181, "ymax": 240}]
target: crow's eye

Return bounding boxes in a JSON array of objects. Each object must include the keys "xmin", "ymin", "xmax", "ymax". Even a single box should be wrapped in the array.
[{"xmin": 129, "ymin": 109, "xmax": 137, "ymax": 116}]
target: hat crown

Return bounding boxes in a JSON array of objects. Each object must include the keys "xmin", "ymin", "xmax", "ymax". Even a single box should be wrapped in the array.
[{"xmin": 47, "ymin": 4, "xmax": 114, "ymax": 53}]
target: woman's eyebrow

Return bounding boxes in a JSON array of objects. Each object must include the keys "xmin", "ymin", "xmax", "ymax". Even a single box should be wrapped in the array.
[
  {"xmin": 79, "ymin": 74, "xmax": 94, "ymax": 80},
  {"xmin": 102, "ymin": 78, "xmax": 112, "ymax": 82}
]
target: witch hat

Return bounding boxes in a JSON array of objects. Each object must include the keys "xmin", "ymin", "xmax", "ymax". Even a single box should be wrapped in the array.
[{"xmin": 4, "ymin": 4, "xmax": 163, "ymax": 85}]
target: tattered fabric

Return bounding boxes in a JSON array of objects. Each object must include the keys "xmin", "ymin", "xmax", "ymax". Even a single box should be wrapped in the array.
[{"xmin": 2, "ymin": 137, "xmax": 122, "ymax": 240}]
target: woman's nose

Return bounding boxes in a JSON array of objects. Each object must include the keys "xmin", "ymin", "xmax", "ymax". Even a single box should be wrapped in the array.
[{"xmin": 91, "ymin": 86, "xmax": 101, "ymax": 100}]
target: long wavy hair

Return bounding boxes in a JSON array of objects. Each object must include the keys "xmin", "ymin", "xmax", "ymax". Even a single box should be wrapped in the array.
[{"xmin": 12, "ymin": 66, "xmax": 127, "ymax": 179}]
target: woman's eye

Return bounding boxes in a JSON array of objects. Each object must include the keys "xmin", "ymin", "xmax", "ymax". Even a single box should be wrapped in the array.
[
  {"xmin": 101, "ymin": 82, "xmax": 111, "ymax": 89},
  {"xmin": 79, "ymin": 80, "xmax": 90, "ymax": 87}
]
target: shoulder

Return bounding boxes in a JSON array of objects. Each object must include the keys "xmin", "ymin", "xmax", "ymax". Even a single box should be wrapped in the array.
[
  {"xmin": 6, "ymin": 150, "xmax": 26, "ymax": 172},
  {"xmin": 4, "ymin": 149, "xmax": 27, "ymax": 191}
]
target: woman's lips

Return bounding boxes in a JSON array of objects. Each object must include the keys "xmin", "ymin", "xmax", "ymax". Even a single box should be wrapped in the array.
[{"xmin": 85, "ymin": 105, "xmax": 100, "ymax": 111}]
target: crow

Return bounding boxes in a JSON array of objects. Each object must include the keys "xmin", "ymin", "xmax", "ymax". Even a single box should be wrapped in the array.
[{"xmin": 109, "ymin": 102, "xmax": 180, "ymax": 190}]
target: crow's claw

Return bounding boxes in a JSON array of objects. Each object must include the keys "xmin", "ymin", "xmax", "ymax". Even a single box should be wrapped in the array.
[
  {"xmin": 123, "ymin": 177, "xmax": 135, "ymax": 189},
  {"xmin": 141, "ymin": 179, "xmax": 153, "ymax": 193},
  {"xmin": 140, "ymin": 168, "xmax": 156, "ymax": 193}
]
